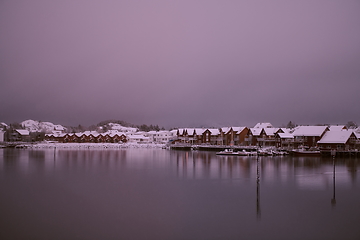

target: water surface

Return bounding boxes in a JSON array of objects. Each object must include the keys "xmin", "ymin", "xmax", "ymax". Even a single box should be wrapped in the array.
[{"xmin": 1, "ymin": 148, "xmax": 359, "ymax": 239}]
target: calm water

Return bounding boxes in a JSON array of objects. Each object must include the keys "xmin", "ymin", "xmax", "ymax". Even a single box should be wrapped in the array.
[{"xmin": 1, "ymin": 148, "xmax": 359, "ymax": 240}]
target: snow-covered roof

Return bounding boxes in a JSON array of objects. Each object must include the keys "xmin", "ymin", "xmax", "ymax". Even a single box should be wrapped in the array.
[
  {"xmin": 176, "ymin": 128, "xmax": 185, "ymax": 135},
  {"xmin": 46, "ymin": 132, "xmax": 66, "ymax": 137},
  {"xmin": 185, "ymin": 129, "xmax": 195, "ymax": 135},
  {"xmin": 263, "ymin": 128, "xmax": 280, "ymax": 136},
  {"xmin": 250, "ymin": 128, "xmax": 262, "ymax": 136},
  {"xmin": 222, "ymin": 127, "xmax": 246, "ymax": 134},
  {"xmin": 280, "ymin": 128, "xmax": 292, "ymax": 134},
  {"xmin": 107, "ymin": 132, "xmax": 126, "ymax": 137},
  {"xmin": 277, "ymin": 132, "xmax": 294, "ymax": 139},
  {"xmin": 317, "ymin": 130, "xmax": 355, "ymax": 144},
  {"xmin": 221, "ymin": 127, "xmax": 231, "ymax": 133},
  {"xmin": 81, "ymin": 131, "xmax": 99, "ymax": 136},
  {"xmin": 206, "ymin": 128, "xmax": 220, "ymax": 135},
  {"xmin": 329, "ymin": 125, "xmax": 347, "ymax": 131},
  {"xmin": 254, "ymin": 123, "xmax": 273, "ymax": 129},
  {"xmin": 15, "ymin": 129, "xmax": 30, "ymax": 135},
  {"xmin": 184, "ymin": 128, "xmax": 205, "ymax": 136},
  {"xmin": 232, "ymin": 127, "xmax": 246, "ymax": 133},
  {"xmin": 292, "ymin": 126, "xmax": 328, "ymax": 137},
  {"xmin": 194, "ymin": 128, "xmax": 205, "ymax": 135},
  {"xmin": 353, "ymin": 130, "xmax": 360, "ymax": 139}
]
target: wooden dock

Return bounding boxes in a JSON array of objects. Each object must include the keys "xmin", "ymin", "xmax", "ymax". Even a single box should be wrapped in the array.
[
  {"xmin": 320, "ymin": 150, "xmax": 360, "ymax": 158},
  {"xmin": 170, "ymin": 144, "xmax": 258, "ymax": 152}
]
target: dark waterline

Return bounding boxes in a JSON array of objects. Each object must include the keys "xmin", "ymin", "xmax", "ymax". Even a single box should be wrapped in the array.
[{"xmin": 0, "ymin": 148, "xmax": 359, "ymax": 240}]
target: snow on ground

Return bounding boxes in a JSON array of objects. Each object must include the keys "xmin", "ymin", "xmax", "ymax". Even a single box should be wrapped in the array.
[
  {"xmin": 21, "ymin": 119, "xmax": 66, "ymax": 133},
  {"xmin": 27, "ymin": 142, "xmax": 166, "ymax": 149}
]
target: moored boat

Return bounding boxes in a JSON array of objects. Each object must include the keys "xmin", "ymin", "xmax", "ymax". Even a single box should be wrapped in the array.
[
  {"xmin": 291, "ymin": 148, "xmax": 321, "ymax": 156},
  {"xmin": 216, "ymin": 149, "xmax": 256, "ymax": 156},
  {"xmin": 216, "ymin": 149, "xmax": 238, "ymax": 156}
]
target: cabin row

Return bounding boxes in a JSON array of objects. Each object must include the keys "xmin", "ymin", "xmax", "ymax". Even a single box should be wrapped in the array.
[
  {"xmin": 174, "ymin": 124, "xmax": 360, "ymax": 151},
  {"xmin": 45, "ymin": 130, "xmax": 176, "ymax": 144},
  {"xmin": 45, "ymin": 132, "xmax": 128, "ymax": 143}
]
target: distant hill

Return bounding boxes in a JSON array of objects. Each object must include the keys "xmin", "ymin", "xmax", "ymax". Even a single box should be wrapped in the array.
[
  {"xmin": 21, "ymin": 120, "xmax": 66, "ymax": 133},
  {"xmin": 4, "ymin": 119, "xmax": 165, "ymax": 133},
  {"xmin": 97, "ymin": 120, "xmax": 165, "ymax": 132}
]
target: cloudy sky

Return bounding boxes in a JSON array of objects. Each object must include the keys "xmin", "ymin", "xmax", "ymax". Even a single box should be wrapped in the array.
[{"xmin": 1, "ymin": 0, "xmax": 359, "ymax": 128}]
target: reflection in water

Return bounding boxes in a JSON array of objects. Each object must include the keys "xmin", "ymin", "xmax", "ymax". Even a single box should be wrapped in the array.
[
  {"xmin": 0, "ymin": 149, "xmax": 360, "ymax": 240},
  {"xmin": 332, "ymin": 157, "xmax": 336, "ymax": 207},
  {"xmin": 256, "ymin": 156, "xmax": 261, "ymax": 220},
  {"xmin": 173, "ymin": 150, "xmax": 256, "ymax": 181}
]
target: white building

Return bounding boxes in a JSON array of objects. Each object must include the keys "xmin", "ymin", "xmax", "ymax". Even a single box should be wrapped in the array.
[
  {"xmin": 145, "ymin": 131, "xmax": 176, "ymax": 143},
  {"xmin": 0, "ymin": 130, "xmax": 4, "ymax": 142},
  {"xmin": 127, "ymin": 134, "xmax": 150, "ymax": 143}
]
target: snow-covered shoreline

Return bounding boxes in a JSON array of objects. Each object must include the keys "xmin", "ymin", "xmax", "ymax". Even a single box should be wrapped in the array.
[{"xmin": 26, "ymin": 142, "xmax": 167, "ymax": 149}]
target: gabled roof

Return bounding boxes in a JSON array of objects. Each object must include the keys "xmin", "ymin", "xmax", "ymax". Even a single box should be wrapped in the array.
[
  {"xmin": 329, "ymin": 125, "xmax": 347, "ymax": 131},
  {"xmin": 221, "ymin": 127, "xmax": 231, "ymax": 133},
  {"xmin": 352, "ymin": 130, "xmax": 360, "ymax": 139},
  {"xmin": 292, "ymin": 126, "xmax": 329, "ymax": 137},
  {"xmin": 232, "ymin": 127, "xmax": 246, "ymax": 133},
  {"xmin": 277, "ymin": 132, "xmax": 294, "ymax": 139},
  {"xmin": 317, "ymin": 130, "xmax": 355, "ymax": 144},
  {"xmin": 185, "ymin": 129, "xmax": 195, "ymax": 136},
  {"xmin": 15, "ymin": 129, "xmax": 29, "ymax": 135},
  {"xmin": 263, "ymin": 128, "xmax": 280, "ymax": 136},
  {"xmin": 176, "ymin": 129, "xmax": 186, "ymax": 135},
  {"xmin": 205, "ymin": 128, "xmax": 220, "ymax": 135},
  {"xmin": 194, "ymin": 128, "xmax": 206, "ymax": 135},
  {"xmin": 250, "ymin": 128, "xmax": 262, "ymax": 136},
  {"xmin": 81, "ymin": 131, "xmax": 99, "ymax": 136},
  {"xmin": 221, "ymin": 127, "xmax": 246, "ymax": 134}
]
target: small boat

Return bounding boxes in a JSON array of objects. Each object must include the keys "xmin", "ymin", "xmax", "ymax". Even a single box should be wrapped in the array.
[
  {"xmin": 216, "ymin": 149, "xmax": 256, "ymax": 156},
  {"xmin": 257, "ymin": 149, "xmax": 273, "ymax": 156},
  {"xmin": 291, "ymin": 148, "xmax": 320, "ymax": 156},
  {"xmin": 216, "ymin": 149, "xmax": 238, "ymax": 155}
]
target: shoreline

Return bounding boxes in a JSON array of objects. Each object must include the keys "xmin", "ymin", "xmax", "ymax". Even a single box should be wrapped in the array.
[{"xmin": 3, "ymin": 142, "xmax": 167, "ymax": 149}]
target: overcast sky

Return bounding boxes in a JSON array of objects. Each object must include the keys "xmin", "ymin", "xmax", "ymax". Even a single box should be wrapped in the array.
[{"xmin": 1, "ymin": 0, "xmax": 359, "ymax": 128}]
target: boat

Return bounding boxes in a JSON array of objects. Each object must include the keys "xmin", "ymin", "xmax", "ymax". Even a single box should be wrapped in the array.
[
  {"xmin": 216, "ymin": 149, "xmax": 238, "ymax": 155},
  {"xmin": 291, "ymin": 148, "xmax": 321, "ymax": 156},
  {"xmin": 216, "ymin": 149, "xmax": 256, "ymax": 156},
  {"xmin": 257, "ymin": 149, "xmax": 273, "ymax": 156}
]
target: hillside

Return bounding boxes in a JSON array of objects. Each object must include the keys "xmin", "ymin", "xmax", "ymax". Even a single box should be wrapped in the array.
[{"xmin": 21, "ymin": 120, "xmax": 66, "ymax": 133}]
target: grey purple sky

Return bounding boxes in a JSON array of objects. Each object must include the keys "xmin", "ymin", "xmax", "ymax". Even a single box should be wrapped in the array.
[{"xmin": 1, "ymin": 0, "xmax": 359, "ymax": 128}]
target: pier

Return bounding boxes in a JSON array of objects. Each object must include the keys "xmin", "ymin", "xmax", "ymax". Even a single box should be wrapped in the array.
[
  {"xmin": 0, "ymin": 142, "xmax": 31, "ymax": 148},
  {"xmin": 170, "ymin": 143, "xmax": 259, "ymax": 152},
  {"xmin": 320, "ymin": 150, "xmax": 360, "ymax": 158}
]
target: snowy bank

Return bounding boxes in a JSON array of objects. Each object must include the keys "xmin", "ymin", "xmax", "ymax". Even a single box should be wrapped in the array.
[{"xmin": 27, "ymin": 142, "xmax": 166, "ymax": 149}]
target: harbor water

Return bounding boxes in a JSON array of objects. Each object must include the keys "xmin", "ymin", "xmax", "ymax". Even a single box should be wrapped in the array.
[{"xmin": 1, "ymin": 148, "xmax": 359, "ymax": 239}]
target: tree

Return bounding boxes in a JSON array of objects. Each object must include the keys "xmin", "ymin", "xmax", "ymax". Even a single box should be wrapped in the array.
[
  {"xmin": 286, "ymin": 121, "xmax": 296, "ymax": 129},
  {"xmin": 10, "ymin": 122, "xmax": 23, "ymax": 129},
  {"xmin": 346, "ymin": 121, "xmax": 358, "ymax": 129}
]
